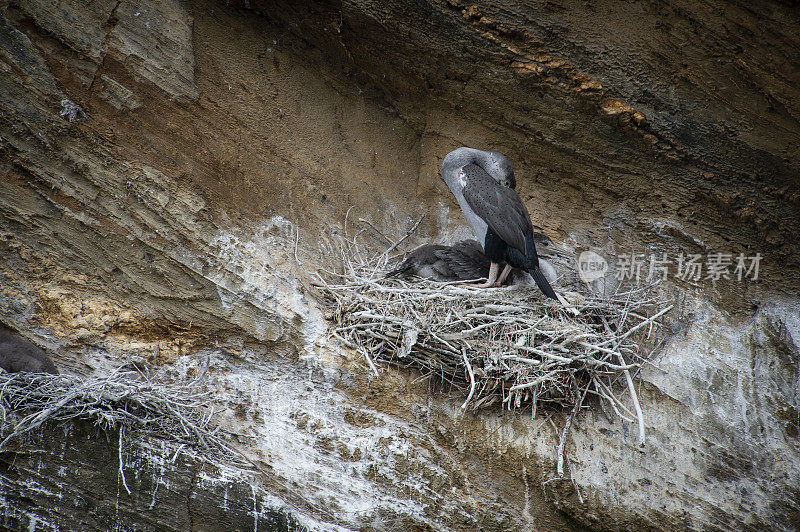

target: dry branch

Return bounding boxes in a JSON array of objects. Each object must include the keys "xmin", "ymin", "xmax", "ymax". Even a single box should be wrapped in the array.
[
  {"xmin": 0, "ymin": 368, "xmax": 243, "ymax": 466},
  {"xmin": 312, "ymin": 235, "xmax": 671, "ymax": 428}
]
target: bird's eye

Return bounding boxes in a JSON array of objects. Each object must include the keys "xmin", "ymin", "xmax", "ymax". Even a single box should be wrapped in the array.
[{"xmin": 501, "ymin": 180, "xmax": 510, "ymax": 188}]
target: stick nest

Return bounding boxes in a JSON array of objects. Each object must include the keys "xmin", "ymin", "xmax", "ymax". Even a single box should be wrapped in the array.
[
  {"xmin": 0, "ymin": 368, "xmax": 239, "ymax": 465},
  {"xmin": 313, "ymin": 235, "xmax": 671, "ymax": 420}
]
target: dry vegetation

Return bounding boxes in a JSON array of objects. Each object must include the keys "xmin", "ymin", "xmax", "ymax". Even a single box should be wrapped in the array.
[
  {"xmin": 0, "ymin": 367, "xmax": 247, "ymax": 491},
  {"xmin": 0, "ymin": 220, "xmax": 672, "ymax": 486},
  {"xmin": 312, "ymin": 227, "xmax": 672, "ymax": 471}
]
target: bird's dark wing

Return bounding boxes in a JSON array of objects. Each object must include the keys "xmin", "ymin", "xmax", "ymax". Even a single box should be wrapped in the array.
[
  {"xmin": 0, "ymin": 327, "xmax": 58, "ymax": 374},
  {"xmin": 461, "ymin": 163, "xmax": 534, "ymax": 255},
  {"xmin": 429, "ymin": 259, "xmax": 458, "ymax": 281},
  {"xmin": 385, "ymin": 244, "xmax": 448, "ymax": 277},
  {"xmin": 434, "ymin": 240, "xmax": 490, "ymax": 280},
  {"xmin": 451, "ymin": 239, "xmax": 487, "ymax": 258},
  {"xmin": 530, "ymin": 265, "xmax": 557, "ymax": 300}
]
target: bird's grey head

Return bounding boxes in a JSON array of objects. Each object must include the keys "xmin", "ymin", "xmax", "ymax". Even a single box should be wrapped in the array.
[
  {"xmin": 483, "ymin": 151, "xmax": 516, "ymax": 189},
  {"xmin": 533, "ymin": 232, "xmax": 553, "ymax": 255},
  {"xmin": 532, "ymin": 232, "xmax": 570, "ymax": 258},
  {"xmin": 441, "ymin": 147, "xmax": 516, "ymax": 189}
]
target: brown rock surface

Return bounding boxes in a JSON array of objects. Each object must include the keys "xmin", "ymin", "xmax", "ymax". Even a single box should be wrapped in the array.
[{"xmin": 1, "ymin": 0, "xmax": 798, "ymax": 530}]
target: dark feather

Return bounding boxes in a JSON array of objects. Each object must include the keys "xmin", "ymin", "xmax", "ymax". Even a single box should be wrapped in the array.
[
  {"xmin": 386, "ymin": 241, "xmax": 491, "ymax": 282},
  {"xmin": 434, "ymin": 240, "xmax": 490, "ymax": 279},
  {"xmin": 0, "ymin": 325, "xmax": 58, "ymax": 374},
  {"xmin": 386, "ymin": 244, "xmax": 456, "ymax": 280},
  {"xmin": 461, "ymin": 163, "xmax": 533, "ymax": 255},
  {"xmin": 506, "ymin": 232, "xmax": 559, "ymax": 300},
  {"xmin": 530, "ymin": 267, "xmax": 558, "ymax": 300}
]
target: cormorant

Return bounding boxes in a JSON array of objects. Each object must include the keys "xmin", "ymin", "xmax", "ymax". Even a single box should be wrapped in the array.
[{"xmin": 441, "ymin": 147, "xmax": 558, "ymax": 299}]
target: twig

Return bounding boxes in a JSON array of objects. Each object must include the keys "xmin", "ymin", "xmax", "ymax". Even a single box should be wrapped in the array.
[
  {"xmin": 119, "ymin": 425, "xmax": 132, "ymax": 495},
  {"xmin": 619, "ymin": 350, "xmax": 646, "ymax": 448},
  {"xmin": 311, "ymin": 226, "xmax": 670, "ymax": 448},
  {"xmin": 597, "ymin": 305, "xmax": 673, "ymax": 347},
  {"xmin": 600, "ymin": 315, "xmax": 647, "ymax": 448},
  {"xmin": 383, "ymin": 215, "xmax": 424, "ymax": 258},
  {"xmin": 363, "ymin": 350, "xmax": 380, "ymax": 378},
  {"xmin": 555, "ymin": 292, "xmax": 580, "ymax": 315},
  {"xmin": 557, "ymin": 382, "xmax": 590, "ymax": 477},
  {"xmin": 358, "ymin": 218, "xmax": 394, "ymax": 245},
  {"xmin": 509, "ymin": 371, "xmax": 561, "ymax": 392},
  {"xmin": 592, "ymin": 376, "xmax": 635, "ymax": 422},
  {"xmin": 0, "ymin": 371, "xmax": 242, "ymax": 467},
  {"xmin": 344, "ymin": 206, "xmax": 355, "ymax": 237},
  {"xmin": 460, "ymin": 350, "xmax": 476, "ymax": 410}
]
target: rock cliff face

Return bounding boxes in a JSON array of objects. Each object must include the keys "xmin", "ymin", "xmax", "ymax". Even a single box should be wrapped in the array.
[{"xmin": 1, "ymin": 0, "xmax": 798, "ymax": 530}]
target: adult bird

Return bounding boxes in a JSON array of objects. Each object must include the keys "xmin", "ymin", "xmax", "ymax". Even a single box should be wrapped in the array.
[
  {"xmin": 386, "ymin": 236, "xmax": 559, "ymax": 287},
  {"xmin": 441, "ymin": 147, "xmax": 558, "ymax": 299}
]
